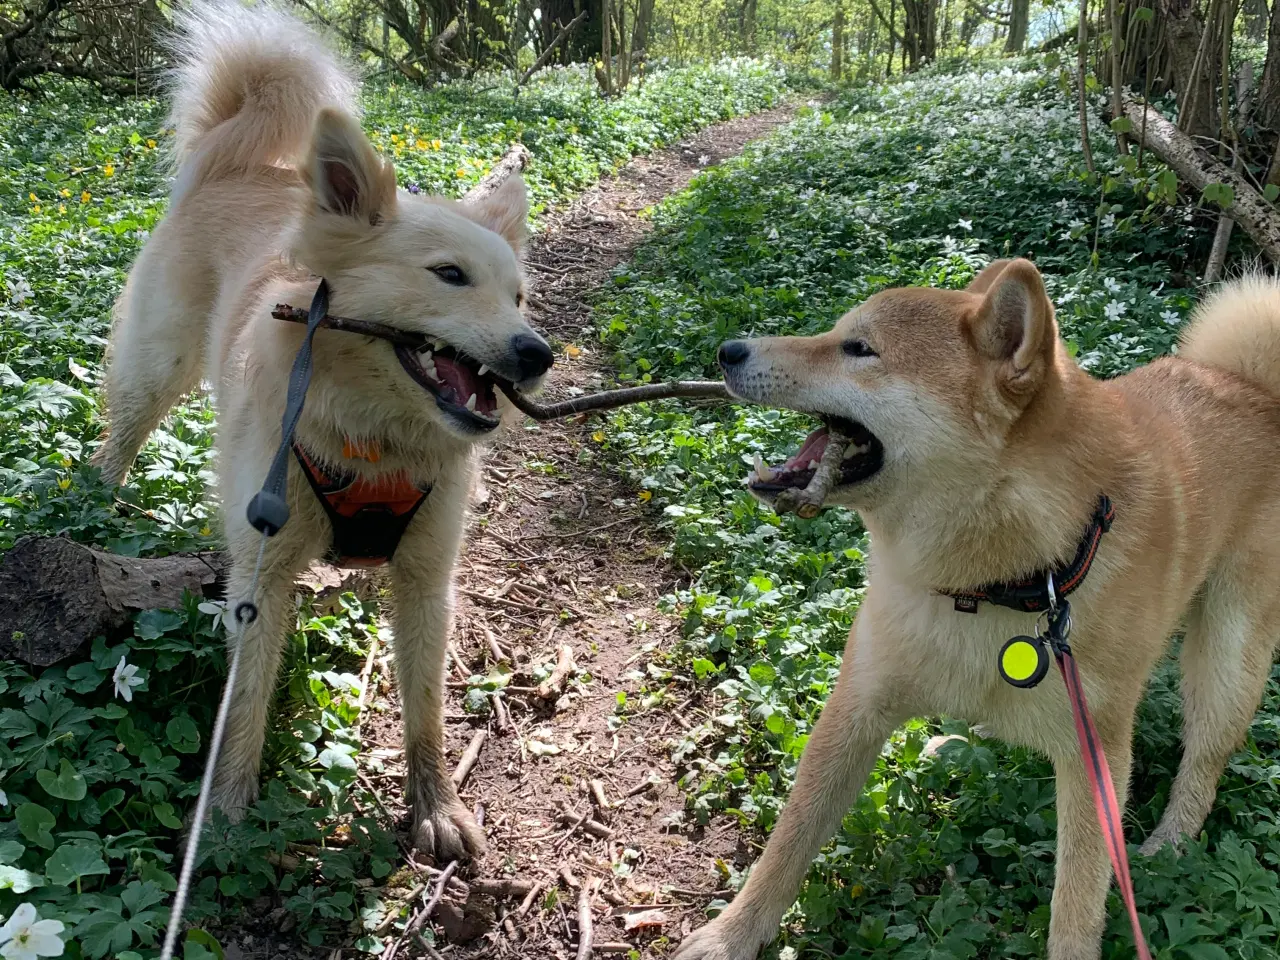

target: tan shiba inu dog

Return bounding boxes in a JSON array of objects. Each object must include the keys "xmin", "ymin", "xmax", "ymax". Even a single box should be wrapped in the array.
[
  {"xmin": 91, "ymin": 1, "xmax": 552, "ymax": 859},
  {"xmin": 676, "ymin": 260, "xmax": 1280, "ymax": 959}
]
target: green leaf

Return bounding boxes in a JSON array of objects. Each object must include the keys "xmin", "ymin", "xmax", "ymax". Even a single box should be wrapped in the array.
[
  {"xmin": 748, "ymin": 662, "xmax": 776, "ymax": 685},
  {"xmin": 153, "ymin": 802, "xmax": 183, "ymax": 830},
  {"xmin": 46, "ymin": 843, "xmax": 110, "ymax": 886},
  {"xmin": 1109, "ymin": 116, "xmax": 1134, "ymax": 134},
  {"xmin": 37, "ymin": 757, "xmax": 88, "ymax": 801},
  {"xmin": 185, "ymin": 929, "xmax": 224, "ymax": 960},
  {"xmin": 166, "ymin": 715, "xmax": 201, "ymax": 753},
  {"xmin": 17, "ymin": 802, "xmax": 57, "ymax": 849},
  {"xmin": 1265, "ymin": 183, "xmax": 1280, "ymax": 203},
  {"xmin": 0, "ymin": 840, "xmax": 25, "ymax": 865}
]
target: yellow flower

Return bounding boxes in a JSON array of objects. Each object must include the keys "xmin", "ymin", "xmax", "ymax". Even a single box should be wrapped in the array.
[
  {"xmin": 404, "ymin": 123, "xmax": 412, "ymax": 130},
  {"xmin": 638, "ymin": 490, "xmax": 652, "ymax": 502},
  {"xmin": 28, "ymin": 192, "xmax": 37, "ymax": 202},
  {"xmin": 59, "ymin": 204, "xmax": 66, "ymax": 214},
  {"xmin": 592, "ymin": 430, "xmax": 605, "ymax": 443},
  {"xmin": 146, "ymin": 139, "xmax": 157, "ymax": 149},
  {"xmin": 199, "ymin": 525, "xmax": 212, "ymax": 537},
  {"xmin": 850, "ymin": 884, "xmax": 865, "ymax": 899},
  {"xmin": 456, "ymin": 167, "xmax": 467, "ymax": 177},
  {"xmin": 58, "ymin": 477, "xmax": 71, "ymax": 491},
  {"xmin": 104, "ymin": 163, "xmax": 115, "ymax": 177},
  {"xmin": 416, "ymin": 139, "xmax": 428, "ymax": 149},
  {"xmin": 431, "ymin": 139, "xmax": 442, "ymax": 149},
  {"xmin": 32, "ymin": 205, "xmax": 40, "ymax": 213},
  {"xmin": 59, "ymin": 188, "xmax": 70, "ymax": 198},
  {"xmin": 916, "ymin": 145, "xmax": 922, "ymax": 151},
  {"xmin": 565, "ymin": 345, "xmax": 582, "ymax": 358},
  {"xmin": 81, "ymin": 191, "xmax": 91, "ymax": 203}
]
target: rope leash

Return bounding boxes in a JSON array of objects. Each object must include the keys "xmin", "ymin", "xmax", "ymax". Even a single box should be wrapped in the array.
[
  {"xmin": 1042, "ymin": 596, "xmax": 1153, "ymax": 960},
  {"xmin": 159, "ymin": 283, "xmax": 332, "ymax": 956}
]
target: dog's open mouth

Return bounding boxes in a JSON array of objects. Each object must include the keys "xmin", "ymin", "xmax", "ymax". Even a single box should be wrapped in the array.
[
  {"xmin": 748, "ymin": 415, "xmax": 884, "ymax": 493},
  {"xmin": 395, "ymin": 343, "xmax": 506, "ymax": 433}
]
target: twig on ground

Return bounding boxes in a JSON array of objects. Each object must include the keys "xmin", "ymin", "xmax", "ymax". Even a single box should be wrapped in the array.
[
  {"xmin": 482, "ymin": 623, "xmax": 509, "ymax": 662},
  {"xmin": 516, "ymin": 880, "xmax": 545, "ymax": 917},
  {"xmin": 576, "ymin": 880, "xmax": 599, "ymax": 960},
  {"xmin": 537, "ymin": 644, "xmax": 577, "ymax": 700},
  {"xmin": 623, "ymin": 776, "xmax": 660, "ymax": 799},
  {"xmin": 452, "ymin": 730, "xmax": 488, "ymax": 787},
  {"xmin": 589, "ymin": 779, "xmax": 610, "ymax": 812},
  {"xmin": 559, "ymin": 864, "xmax": 581, "ymax": 888},
  {"xmin": 491, "ymin": 689, "xmax": 511, "ymax": 733},
  {"xmin": 556, "ymin": 810, "xmax": 614, "ymax": 840},
  {"xmin": 471, "ymin": 877, "xmax": 539, "ymax": 899}
]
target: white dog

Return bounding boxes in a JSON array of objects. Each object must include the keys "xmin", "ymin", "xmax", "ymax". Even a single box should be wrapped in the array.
[{"xmin": 92, "ymin": 0, "xmax": 552, "ymax": 859}]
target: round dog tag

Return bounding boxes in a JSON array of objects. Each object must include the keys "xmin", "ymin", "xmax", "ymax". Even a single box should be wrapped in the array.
[{"xmin": 998, "ymin": 636, "xmax": 1049, "ymax": 688}]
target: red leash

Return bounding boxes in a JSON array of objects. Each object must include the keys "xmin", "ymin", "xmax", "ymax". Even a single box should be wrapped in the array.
[{"xmin": 1047, "ymin": 602, "xmax": 1153, "ymax": 960}]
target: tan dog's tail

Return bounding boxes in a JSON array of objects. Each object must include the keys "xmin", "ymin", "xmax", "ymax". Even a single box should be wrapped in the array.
[
  {"xmin": 1180, "ymin": 274, "xmax": 1280, "ymax": 396},
  {"xmin": 164, "ymin": 0, "xmax": 357, "ymax": 201}
]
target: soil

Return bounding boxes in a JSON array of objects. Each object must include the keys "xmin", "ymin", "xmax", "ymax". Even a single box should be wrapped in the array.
[{"xmin": 224, "ymin": 104, "xmax": 798, "ymax": 960}]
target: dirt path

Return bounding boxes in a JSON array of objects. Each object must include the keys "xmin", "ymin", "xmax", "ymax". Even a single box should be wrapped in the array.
[{"xmin": 360, "ymin": 107, "xmax": 797, "ymax": 958}]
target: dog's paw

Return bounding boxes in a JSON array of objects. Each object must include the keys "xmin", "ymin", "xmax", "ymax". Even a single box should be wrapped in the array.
[
  {"xmin": 208, "ymin": 776, "xmax": 259, "ymax": 823},
  {"xmin": 411, "ymin": 797, "xmax": 486, "ymax": 862},
  {"xmin": 1138, "ymin": 826, "xmax": 1185, "ymax": 857},
  {"xmin": 673, "ymin": 918, "xmax": 765, "ymax": 960}
]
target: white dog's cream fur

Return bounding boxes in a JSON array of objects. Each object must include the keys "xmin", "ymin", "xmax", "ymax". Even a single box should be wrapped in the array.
[{"xmin": 93, "ymin": 0, "xmax": 551, "ymax": 859}]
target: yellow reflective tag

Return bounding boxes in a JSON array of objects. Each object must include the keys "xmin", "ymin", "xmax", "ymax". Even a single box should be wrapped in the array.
[{"xmin": 1001, "ymin": 639, "xmax": 1041, "ymax": 682}]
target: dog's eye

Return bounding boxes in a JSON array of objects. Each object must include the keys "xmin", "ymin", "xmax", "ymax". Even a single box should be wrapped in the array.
[
  {"xmin": 843, "ymin": 338, "xmax": 877, "ymax": 358},
  {"xmin": 430, "ymin": 265, "xmax": 469, "ymax": 286}
]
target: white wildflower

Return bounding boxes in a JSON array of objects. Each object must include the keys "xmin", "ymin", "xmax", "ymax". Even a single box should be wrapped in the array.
[
  {"xmin": 1161, "ymin": 310, "xmax": 1182, "ymax": 325},
  {"xmin": 0, "ymin": 904, "xmax": 65, "ymax": 960},
  {"xmin": 697, "ymin": 154, "xmax": 711, "ymax": 166},
  {"xmin": 1103, "ymin": 276, "xmax": 1122, "ymax": 293},
  {"xmin": 956, "ymin": 218, "xmax": 973, "ymax": 231},
  {"xmin": 112, "ymin": 656, "xmax": 143, "ymax": 702},
  {"xmin": 1104, "ymin": 300, "xmax": 1128, "ymax": 320}
]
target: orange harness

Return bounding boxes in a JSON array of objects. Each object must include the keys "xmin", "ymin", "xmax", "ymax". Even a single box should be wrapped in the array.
[{"xmin": 292, "ymin": 442, "xmax": 430, "ymax": 567}]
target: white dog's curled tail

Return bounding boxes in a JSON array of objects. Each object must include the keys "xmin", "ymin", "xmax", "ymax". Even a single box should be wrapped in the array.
[
  {"xmin": 164, "ymin": 0, "xmax": 358, "ymax": 200},
  {"xmin": 1180, "ymin": 273, "xmax": 1280, "ymax": 397}
]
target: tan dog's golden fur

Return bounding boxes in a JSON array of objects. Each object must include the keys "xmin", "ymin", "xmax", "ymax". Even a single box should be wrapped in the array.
[
  {"xmin": 92, "ymin": 1, "xmax": 550, "ymax": 859},
  {"xmin": 677, "ymin": 260, "xmax": 1280, "ymax": 959}
]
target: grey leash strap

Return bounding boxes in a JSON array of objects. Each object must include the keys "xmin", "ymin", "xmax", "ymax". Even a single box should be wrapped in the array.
[{"xmin": 158, "ymin": 281, "xmax": 330, "ymax": 957}]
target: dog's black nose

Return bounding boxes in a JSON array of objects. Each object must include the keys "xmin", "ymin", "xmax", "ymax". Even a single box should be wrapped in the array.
[
  {"xmin": 513, "ymin": 334, "xmax": 554, "ymax": 379},
  {"xmin": 718, "ymin": 340, "xmax": 750, "ymax": 368}
]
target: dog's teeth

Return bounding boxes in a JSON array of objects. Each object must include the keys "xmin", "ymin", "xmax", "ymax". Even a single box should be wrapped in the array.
[
  {"xmin": 477, "ymin": 364, "xmax": 489, "ymax": 377},
  {"xmin": 753, "ymin": 453, "xmax": 776, "ymax": 483},
  {"xmin": 433, "ymin": 339, "xmax": 446, "ymax": 350},
  {"xmin": 843, "ymin": 442, "xmax": 870, "ymax": 459},
  {"xmin": 423, "ymin": 361, "xmax": 438, "ymax": 380},
  {"xmin": 808, "ymin": 459, "xmax": 820, "ymax": 470},
  {"xmin": 465, "ymin": 393, "xmax": 477, "ymax": 412},
  {"xmin": 418, "ymin": 346, "xmax": 432, "ymax": 359}
]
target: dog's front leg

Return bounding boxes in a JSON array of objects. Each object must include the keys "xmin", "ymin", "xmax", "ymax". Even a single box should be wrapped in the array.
[
  {"xmin": 1047, "ymin": 728, "xmax": 1134, "ymax": 960},
  {"xmin": 211, "ymin": 527, "xmax": 314, "ymax": 817},
  {"xmin": 389, "ymin": 536, "xmax": 486, "ymax": 862},
  {"xmin": 675, "ymin": 619, "xmax": 905, "ymax": 960}
]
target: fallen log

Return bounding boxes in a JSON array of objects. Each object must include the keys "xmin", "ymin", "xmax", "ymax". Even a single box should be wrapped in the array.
[
  {"xmin": 0, "ymin": 536, "xmax": 226, "ymax": 666},
  {"xmin": 1121, "ymin": 94, "xmax": 1280, "ymax": 266},
  {"xmin": 460, "ymin": 144, "xmax": 530, "ymax": 205}
]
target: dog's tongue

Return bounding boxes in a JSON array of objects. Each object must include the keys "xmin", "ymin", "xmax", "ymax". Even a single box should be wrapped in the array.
[
  {"xmin": 783, "ymin": 427, "xmax": 830, "ymax": 471},
  {"xmin": 433, "ymin": 354, "xmax": 495, "ymax": 414}
]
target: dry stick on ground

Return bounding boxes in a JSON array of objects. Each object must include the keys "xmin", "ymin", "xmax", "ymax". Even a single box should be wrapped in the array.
[
  {"xmin": 491, "ymin": 689, "xmax": 512, "ymax": 733},
  {"xmin": 452, "ymin": 730, "xmax": 488, "ymax": 787},
  {"xmin": 576, "ymin": 880, "xmax": 601, "ymax": 960},
  {"xmin": 537, "ymin": 644, "xmax": 577, "ymax": 700},
  {"xmin": 481, "ymin": 622, "xmax": 508, "ymax": 662},
  {"xmin": 1122, "ymin": 94, "xmax": 1280, "ymax": 265},
  {"xmin": 589, "ymin": 779, "xmax": 610, "ymax": 812}
]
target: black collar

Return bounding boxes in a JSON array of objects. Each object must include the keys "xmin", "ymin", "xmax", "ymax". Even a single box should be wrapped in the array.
[{"xmin": 945, "ymin": 495, "xmax": 1114, "ymax": 614}]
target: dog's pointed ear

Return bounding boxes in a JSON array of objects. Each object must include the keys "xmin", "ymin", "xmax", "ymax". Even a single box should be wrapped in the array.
[
  {"xmin": 965, "ymin": 259, "xmax": 1014, "ymax": 295},
  {"xmin": 304, "ymin": 108, "xmax": 396, "ymax": 224},
  {"xmin": 969, "ymin": 258, "xmax": 1056, "ymax": 394},
  {"xmin": 469, "ymin": 174, "xmax": 528, "ymax": 254}
]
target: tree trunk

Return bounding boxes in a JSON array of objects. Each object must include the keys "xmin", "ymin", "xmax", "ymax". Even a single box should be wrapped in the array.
[
  {"xmin": 631, "ymin": 0, "xmax": 654, "ymax": 55},
  {"xmin": 832, "ymin": 0, "xmax": 846, "ymax": 79},
  {"xmin": 1123, "ymin": 93, "xmax": 1280, "ymax": 264},
  {"xmin": 889, "ymin": 0, "xmax": 897, "ymax": 74},
  {"xmin": 1005, "ymin": 0, "xmax": 1029, "ymax": 51},
  {"xmin": 740, "ymin": 0, "xmax": 758, "ymax": 52},
  {"xmin": 1258, "ymin": 0, "xmax": 1280, "ymax": 128},
  {"xmin": 539, "ymin": 0, "xmax": 602, "ymax": 63},
  {"xmin": 1162, "ymin": 0, "xmax": 1216, "ymax": 136},
  {"xmin": 601, "ymin": 0, "xmax": 612, "ymax": 93}
]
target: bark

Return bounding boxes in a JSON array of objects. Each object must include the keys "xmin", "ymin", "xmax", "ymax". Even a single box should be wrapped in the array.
[
  {"xmin": 1258, "ymin": 0, "xmax": 1280, "ymax": 129},
  {"xmin": 740, "ymin": 0, "xmax": 758, "ymax": 52},
  {"xmin": 0, "ymin": 537, "xmax": 226, "ymax": 666},
  {"xmin": 631, "ymin": 0, "xmax": 654, "ymax": 55},
  {"xmin": 1005, "ymin": 0, "xmax": 1029, "ymax": 51},
  {"xmin": 1162, "ymin": 0, "xmax": 1216, "ymax": 136},
  {"xmin": 1123, "ymin": 93, "xmax": 1280, "ymax": 265}
]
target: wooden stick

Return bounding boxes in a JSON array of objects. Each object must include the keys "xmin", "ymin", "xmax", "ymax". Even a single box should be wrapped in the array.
[
  {"xmin": 537, "ymin": 644, "xmax": 577, "ymax": 700},
  {"xmin": 516, "ymin": 880, "xmax": 545, "ymax": 917},
  {"xmin": 460, "ymin": 144, "xmax": 530, "ymax": 204},
  {"xmin": 589, "ymin": 779, "xmax": 610, "ymax": 812},
  {"xmin": 576, "ymin": 883, "xmax": 596, "ymax": 960},
  {"xmin": 270, "ymin": 304, "xmax": 731, "ymax": 419},
  {"xmin": 773, "ymin": 425, "xmax": 852, "ymax": 519},
  {"xmin": 452, "ymin": 730, "xmax": 488, "ymax": 787},
  {"xmin": 491, "ymin": 689, "xmax": 511, "ymax": 733},
  {"xmin": 482, "ymin": 623, "xmax": 509, "ymax": 663},
  {"xmin": 472, "ymin": 877, "xmax": 539, "ymax": 899}
]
